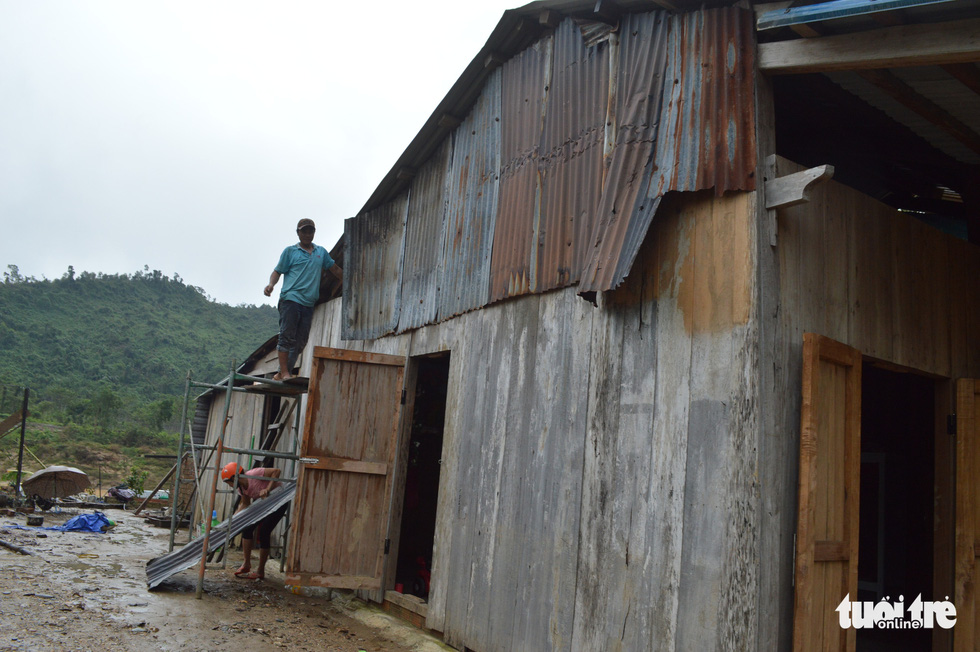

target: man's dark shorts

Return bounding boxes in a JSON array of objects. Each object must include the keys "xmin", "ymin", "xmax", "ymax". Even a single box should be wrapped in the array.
[{"xmin": 277, "ymin": 299, "xmax": 314, "ymax": 369}]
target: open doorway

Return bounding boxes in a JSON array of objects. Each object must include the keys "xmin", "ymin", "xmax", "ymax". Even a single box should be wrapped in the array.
[
  {"xmin": 857, "ymin": 363, "xmax": 938, "ymax": 651},
  {"xmin": 394, "ymin": 353, "xmax": 450, "ymax": 600}
]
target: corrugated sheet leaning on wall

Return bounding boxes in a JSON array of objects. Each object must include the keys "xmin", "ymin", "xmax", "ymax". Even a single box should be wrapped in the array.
[{"xmin": 343, "ymin": 6, "xmax": 755, "ymax": 340}]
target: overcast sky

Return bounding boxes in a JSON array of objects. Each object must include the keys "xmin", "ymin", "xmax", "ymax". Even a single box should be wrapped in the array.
[{"xmin": 0, "ymin": 1, "xmax": 517, "ymax": 306}]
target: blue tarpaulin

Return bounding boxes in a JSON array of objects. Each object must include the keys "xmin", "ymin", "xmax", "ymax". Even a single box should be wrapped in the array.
[{"xmin": 2, "ymin": 511, "xmax": 114, "ymax": 533}]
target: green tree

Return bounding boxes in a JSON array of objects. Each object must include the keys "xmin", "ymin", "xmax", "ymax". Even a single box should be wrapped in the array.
[
  {"xmin": 125, "ymin": 461, "xmax": 149, "ymax": 495},
  {"xmin": 88, "ymin": 387, "xmax": 122, "ymax": 431},
  {"xmin": 3, "ymin": 264, "xmax": 22, "ymax": 284}
]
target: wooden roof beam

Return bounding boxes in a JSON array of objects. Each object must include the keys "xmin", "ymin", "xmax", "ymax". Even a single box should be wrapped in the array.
[
  {"xmin": 759, "ymin": 17, "xmax": 980, "ymax": 74},
  {"xmin": 857, "ymin": 68, "xmax": 980, "ymax": 156},
  {"xmin": 943, "ymin": 63, "xmax": 980, "ymax": 97}
]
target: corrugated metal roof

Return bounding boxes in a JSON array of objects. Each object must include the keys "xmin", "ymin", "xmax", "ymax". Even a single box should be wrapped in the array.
[
  {"xmin": 581, "ymin": 7, "xmax": 757, "ymax": 292},
  {"xmin": 343, "ymin": 6, "xmax": 756, "ymax": 338},
  {"xmin": 829, "ymin": 67, "xmax": 980, "ymax": 165},
  {"xmin": 653, "ymin": 8, "xmax": 756, "ymax": 195},
  {"xmin": 490, "ymin": 35, "xmax": 553, "ymax": 301},
  {"xmin": 359, "ymin": 0, "xmax": 737, "ymax": 216}
]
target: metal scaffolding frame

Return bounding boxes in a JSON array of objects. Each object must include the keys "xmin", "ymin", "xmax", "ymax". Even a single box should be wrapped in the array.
[{"xmin": 166, "ymin": 362, "xmax": 310, "ymax": 598}]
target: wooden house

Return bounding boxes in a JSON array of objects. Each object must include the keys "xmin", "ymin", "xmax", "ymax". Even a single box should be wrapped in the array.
[{"xmin": 215, "ymin": 0, "xmax": 980, "ymax": 649}]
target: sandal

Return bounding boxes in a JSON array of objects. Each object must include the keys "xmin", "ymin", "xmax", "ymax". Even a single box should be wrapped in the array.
[
  {"xmin": 238, "ymin": 572, "xmax": 263, "ymax": 580},
  {"xmin": 233, "ymin": 568, "xmax": 251, "ymax": 578}
]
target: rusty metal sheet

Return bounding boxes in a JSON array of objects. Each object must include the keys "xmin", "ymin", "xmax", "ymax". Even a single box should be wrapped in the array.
[
  {"xmin": 579, "ymin": 11, "xmax": 670, "ymax": 292},
  {"xmin": 146, "ymin": 484, "xmax": 296, "ymax": 589},
  {"xmin": 490, "ymin": 36, "xmax": 552, "ymax": 302},
  {"xmin": 580, "ymin": 7, "xmax": 756, "ymax": 292},
  {"xmin": 437, "ymin": 68, "xmax": 501, "ymax": 323},
  {"xmin": 344, "ymin": 7, "xmax": 758, "ymax": 335},
  {"xmin": 534, "ymin": 19, "xmax": 609, "ymax": 295},
  {"xmin": 396, "ymin": 139, "xmax": 453, "ymax": 333},
  {"xmin": 653, "ymin": 7, "xmax": 757, "ymax": 196},
  {"xmin": 342, "ymin": 196, "xmax": 408, "ymax": 340}
]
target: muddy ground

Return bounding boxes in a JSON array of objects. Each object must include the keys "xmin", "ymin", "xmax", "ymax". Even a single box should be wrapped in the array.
[{"xmin": 0, "ymin": 509, "xmax": 450, "ymax": 652}]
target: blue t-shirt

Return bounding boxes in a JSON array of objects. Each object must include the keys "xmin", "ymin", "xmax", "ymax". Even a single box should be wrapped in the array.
[{"xmin": 275, "ymin": 244, "xmax": 335, "ymax": 307}]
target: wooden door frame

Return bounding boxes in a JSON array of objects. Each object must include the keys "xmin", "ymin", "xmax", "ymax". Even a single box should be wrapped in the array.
[{"xmin": 793, "ymin": 342, "xmax": 955, "ymax": 651}]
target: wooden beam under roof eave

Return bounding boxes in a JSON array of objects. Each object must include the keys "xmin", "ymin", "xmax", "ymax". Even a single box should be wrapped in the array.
[{"xmin": 759, "ymin": 17, "xmax": 980, "ymax": 74}]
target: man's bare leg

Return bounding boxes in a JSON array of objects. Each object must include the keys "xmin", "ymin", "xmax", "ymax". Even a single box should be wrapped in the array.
[{"xmin": 275, "ymin": 349, "xmax": 292, "ymax": 381}]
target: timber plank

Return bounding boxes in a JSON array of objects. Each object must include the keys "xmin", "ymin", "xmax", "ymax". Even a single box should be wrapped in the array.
[
  {"xmin": 571, "ymin": 289, "xmax": 631, "ymax": 650},
  {"xmin": 438, "ymin": 311, "xmax": 499, "ymax": 648},
  {"xmin": 677, "ymin": 193, "xmax": 738, "ymax": 650},
  {"xmin": 302, "ymin": 458, "xmax": 387, "ymax": 475},
  {"xmin": 954, "ymin": 379, "xmax": 979, "ymax": 652},
  {"xmin": 425, "ymin": 314, "xmax": 468, "ymax": 633},
  {"xmin": 793, "ymin": 334, "xmax": 861, "ymax": 652},
  {"xmin": 287, "ymin": 350, "xmax": 404, "ymax": 589},
  {"xmin": 486, "ymin": 296, "xmax": 541, "ymax": 651},
  {"xmin": 644, "ymin": 198, "xmax": 694, "ymax": 651},
  {"xmin": 462, "ymin": 305, "xmax": 513, "ymax": 649},
  {"xmin": 758, "ymin": 18, "xmax": 980, "ymax": 74},
  {"xmin": 510, "ymin": 289, "xmax": 591, "ymax": 651}
]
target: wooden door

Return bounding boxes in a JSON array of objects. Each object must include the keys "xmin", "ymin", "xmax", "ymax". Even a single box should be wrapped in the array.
[
  {"xmin": 955, "ymin": 379, "xmax": 980, "ymax": 652},
  {"xmin": 285, "ymin": 346, "xmax": 406, "ymax": 590},
  {"xmin": 793, "ymin": 333, "xmax": 862, "ymax": 652}
]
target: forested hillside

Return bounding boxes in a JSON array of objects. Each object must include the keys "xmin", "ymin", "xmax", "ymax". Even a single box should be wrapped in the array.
[
  {"xmin": 0, "ymin": 264, "xmax": 278, "ymax": 491},
  {"xmin": 0, "ymin": 264, "xmax": 277, "ymax": 401}
]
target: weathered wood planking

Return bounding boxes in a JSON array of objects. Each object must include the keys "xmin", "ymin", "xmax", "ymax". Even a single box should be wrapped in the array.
[
  {"xmin": 778, "ymin": 155, "xmax": 980, "ymax": 379},
  {"xmin": 571, "ymin": 275, "xmax": 645, "ymax": 650},
  {"xmin": 509, "ymin": 289, "xmax": 593, "ymax": 651},
  {"xmin": 288, "ymin": 352, "xmax": 404, "ymax": 588},
  {"xmin": 201, "ymin": 389, "xmax": 266, "ymax": 523},
  {"xmin": 438, "ymin": 311, "xmax": 493, "ymax": 649},
  {"xmin": 765, "ymin": 152, "xmax": 803, "ymax": 651},
  {"xmin": 954, "ymin": 379, "xmax": 979, "ymax": 652},
  {"xmin": 489, "ymin": 297, "xmax": 546, "ymax": 650},
  {"xmin": 425, "ymin": 311, "xmax": 469, "ymax": 634}
]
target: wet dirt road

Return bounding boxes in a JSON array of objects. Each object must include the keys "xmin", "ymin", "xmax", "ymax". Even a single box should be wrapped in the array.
[{"xmin": 0, "ymin": 510, "xmax": 447, "ymax": 652}]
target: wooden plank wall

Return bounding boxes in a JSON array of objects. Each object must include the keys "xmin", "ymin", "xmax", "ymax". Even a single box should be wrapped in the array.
[
  {"xmin": 199, "ymin": 390, "xmax": 265, "ymax": 523},
  {"xmin": 775, "ymin": 159, "xmax": 980, "ymax": 652},
  {"xmin": 300, "ymin": 188, "xmax": 766, "ymax": 651},
  {"xmin": 777, "ymin": 156, "xmax": 980, "ymax": 378}
]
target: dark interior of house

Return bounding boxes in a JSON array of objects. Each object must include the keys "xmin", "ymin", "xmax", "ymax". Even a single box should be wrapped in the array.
[
  {"xmin": 858, "ymin": 363, "xmax": 936, "ymax": 651},
  {"xmin": 395, "ymin": 354, "xmax": 450, "ymax": 599}
]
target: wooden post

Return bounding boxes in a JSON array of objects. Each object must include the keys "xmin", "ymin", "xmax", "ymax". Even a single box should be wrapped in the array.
[
  {"xmin": 196, "ymin": 422, "xmax": 227, "ymax": 600},
  {"xmin": 14, "ymin": 389, "xmax": 28, "ymax": 504}
]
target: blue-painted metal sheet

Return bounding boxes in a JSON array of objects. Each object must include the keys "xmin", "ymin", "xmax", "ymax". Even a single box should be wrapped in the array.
[{"xmin": 758, "ymin": 0, "xmax": 954, "ymax": 30}]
